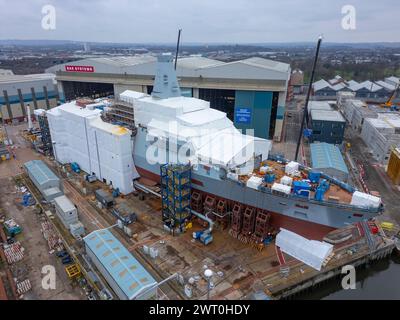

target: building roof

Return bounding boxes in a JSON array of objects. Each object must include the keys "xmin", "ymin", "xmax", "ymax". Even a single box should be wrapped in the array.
[
  {"xmin": 358, "ymin": 81, "xmax": 384, "ymax": 92},
  {"xmin": 54, "ymin": 195, "xmax": 75, "ymax": 212},
  {"xmin": 347, "ymin": 80, "xmax": 359, "ymax": 87},
  {"xmin": 310, "ymin": 143, "xmax": 349, "ymax": 174},
  {"xmin": 385, "ymin": 76, "xmax": 400, "ymax": 85},
  {"xmin": 0, "ymin": 68, "xmax": 13, "ymax": 76},
  {"xmin": 311, "ymin": 109, "xmax": 345, "ymax": 122},
  {"xmin": 83, "ymin": 229, "xmax": 156, "ymax": 300},
  {"xmin": 0, "ymin": 73, "xmax": 55, "ymax": 84},
  {"xmin": 46, "ymin": 55, "xmax": 290, "ymax": 81},
  {"xmin": 312, "ymin": 79, "xmax": 333, "ymax": 92},
  {"xmin": 375, "ymin": 80, "xmax": 396, "ymax": 91},
  {"xmin": 24, "ymin": 160, "xmax": 59, "ymax": 186},
  {"xmin": 308, "ymin": 101, "xmax": 333, "ymax": 114}
]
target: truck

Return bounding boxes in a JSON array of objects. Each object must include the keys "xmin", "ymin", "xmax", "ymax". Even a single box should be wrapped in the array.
[
  {"xmin": 111, "ymin": 203, "xmax": 137, "ymax": 225},
  {"xmin": 95, "ymin": 189, "xmax": 114, "ymax": 208}
]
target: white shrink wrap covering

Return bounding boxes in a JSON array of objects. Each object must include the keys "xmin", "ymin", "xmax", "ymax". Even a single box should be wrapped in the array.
[
  {"xmin": 276, "ymin": 228, "xmax": 334, "ymax": 271},
  {"xmin": 259, "ymin": 166, "xmax": 270, "ymax": 174},
  {"xmin": 350, "ymin": 191, "xmax": 381, "ymax": 208},
  {"xmin": 246, "ymin": 176, "xmax": 263, "ymax": 190},
  {"xmin": 271, "ymin": 183, "xmax": 291, "ymax": 195},
  {"xmin": 285, "ymin": 161, "xmax": 299, "ymax": 175},
  {"xmin": 280, "ymin": 175, "xmax": 293, "ymax": 186}
]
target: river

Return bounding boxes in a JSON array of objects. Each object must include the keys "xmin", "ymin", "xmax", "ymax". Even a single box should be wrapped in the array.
[{"xmin": 296, "ymin": 253, "xmax": 400, "ymax": 300}]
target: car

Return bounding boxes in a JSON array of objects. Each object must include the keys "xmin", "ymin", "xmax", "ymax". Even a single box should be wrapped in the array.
[
  {"xmin": 56, "ymin": 250, "xmax": 68, "ymax": 258},
  {"xmin": 61, "ymin": 256, "xmax": 73, "ymax": 264}
]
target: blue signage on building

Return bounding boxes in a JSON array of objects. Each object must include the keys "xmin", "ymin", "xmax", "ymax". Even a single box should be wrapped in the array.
[{"xmin": 234, "ymin": 107, "xmax": 252, "ymax": 124}]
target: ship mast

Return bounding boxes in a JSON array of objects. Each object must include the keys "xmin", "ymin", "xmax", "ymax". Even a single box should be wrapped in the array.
[{"xmin": 174, "ymin": 29, "xmax": 182, "ymax": 70}]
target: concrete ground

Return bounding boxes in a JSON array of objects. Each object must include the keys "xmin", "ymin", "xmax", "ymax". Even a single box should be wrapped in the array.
[
  {"xmin": 1, "ymin": 117, "xmax": 399, "ymax": 300},
  {"xmin": 0, "ymin": 123, "xmax": 84, "ymax": 300}
]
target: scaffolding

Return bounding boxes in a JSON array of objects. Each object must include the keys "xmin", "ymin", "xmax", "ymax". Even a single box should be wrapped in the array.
[
  {"xmin": 103, "ymin": 100, "xmax": 137, "ymax": 136},
  {"xmin": 37, "ymin": 113, "xmax": 53, "ymax": 155},
  {"xmin": 161, "ymin": 163, "xmax": 191, "ymax": 232}
]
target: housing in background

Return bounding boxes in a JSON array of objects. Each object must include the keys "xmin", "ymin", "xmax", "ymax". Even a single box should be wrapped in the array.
[
  {"xmin": 24, "ymin": 160, "xmax": 63, "ymax": 202},
  {"xmin": 83, "ymin": 229, "xmax": 157, "ymax": 300},
  {"xmin": 0, "ymin": 73, "xmax": 58, "ymax": 123},
  {"xmin": 310, "ymin": 143, "xmax": 349, "ymax": 182},
  {"xmin": 310, "ymin": 109, "xmax": 346, "ymax": 144},
  {"xmin": 46, "ymin": 56, "xmax": 291, "ymax": 141}
]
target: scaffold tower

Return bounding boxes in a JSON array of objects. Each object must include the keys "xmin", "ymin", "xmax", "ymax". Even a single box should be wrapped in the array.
[{"xmin": 161, "ymin": 163, "xmax": 191, "ymax": 232}]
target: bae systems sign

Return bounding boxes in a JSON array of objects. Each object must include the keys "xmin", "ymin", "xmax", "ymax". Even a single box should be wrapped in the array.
[{"xmin": 65, "ymin": 65, "xmax": 95, "ymax": 72}]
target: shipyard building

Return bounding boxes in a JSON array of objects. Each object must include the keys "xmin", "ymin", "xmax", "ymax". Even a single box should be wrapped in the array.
[
  {"xmin": 0, "ymin": 73, "xmax": 58, "ymax": 123},
  {"xmin": 83, "ymin": 229, "xmax": 157, "ymax": 300},
  {"xmin": 46, "ymin": 56, "xmax": 290, "ymax": 141},
  {"xmin": 24, "ymin": 160, "xmax": 63, "ymax": 202}
]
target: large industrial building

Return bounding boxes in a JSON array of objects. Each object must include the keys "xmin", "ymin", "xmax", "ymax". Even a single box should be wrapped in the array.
[
  {"xmin": 46, "ymin": 55, "xmax": 291, "ymax": 140},
  {"xmin": 0, "ymin": 73, "xmax": 58, "ymax": 123},
  {"xmin": 24, "ymin": 160, "xmax": 63, "ymax": 202},
  {"xmin": 310, "ymin": 109, "xmax": 346, "ymax": 145},
  {"xmin": 310, "ymin": 143, "xmax": 349, "ymax": 182},
  {"xmin": 83, "ymin": 229, "xmax": 157, "ymax": 300}
]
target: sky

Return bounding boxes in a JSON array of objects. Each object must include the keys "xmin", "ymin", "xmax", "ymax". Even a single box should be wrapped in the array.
[{"xmin": 0, "ymin": 0, "xmax": 399, "ymax": 43}]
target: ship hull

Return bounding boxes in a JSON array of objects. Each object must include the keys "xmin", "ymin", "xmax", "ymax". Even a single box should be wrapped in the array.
[{"xmin": 134, "ymin": 154, "xmax": 379, "ymax": 240}]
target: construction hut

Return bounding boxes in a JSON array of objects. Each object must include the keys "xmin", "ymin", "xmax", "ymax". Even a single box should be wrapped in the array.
[
  {"xmin": 24, "ymin": 160, "xmax": 63, "ymax": 201},
  {"xmin": 83, "ymin": 229, "xmax": 157, "ymax": 300},
  {"xmin": 310, "ymin": 143, "xmax": 349, "ymax": 182}
]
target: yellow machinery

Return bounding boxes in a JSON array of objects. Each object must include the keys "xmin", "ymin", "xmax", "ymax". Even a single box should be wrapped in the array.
[
  {"xmin": 65, "ymin": 264, "xmax": 81, "ymax": 280},
  {"xmin": 387, "ymin": 147, "xmax": 400, "ymax": 185},
  {"xmin": 381, "ymin": 83, "xmax": 400, "ymax": 109},
  {"xmin": 380, "ymin": 222, "xmax": 394, "ymax": 231}
]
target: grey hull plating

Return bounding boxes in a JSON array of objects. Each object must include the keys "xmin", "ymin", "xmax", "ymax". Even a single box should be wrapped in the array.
[{"xmin": 133, "ymin": 141, "xmax": 379, "ymax": 230}]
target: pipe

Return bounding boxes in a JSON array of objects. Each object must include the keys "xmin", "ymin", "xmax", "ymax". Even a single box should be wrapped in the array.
[
  {"xmin": 189, "ymin": 208, "xmax": 213, "ymax": 233},
  {"xmin": 133, "ymin": 181, "xmax": 161, "ymax": 198},
  {"xmin": 27, "ymin": 104, "xmax": 33, "ymax": 130}
]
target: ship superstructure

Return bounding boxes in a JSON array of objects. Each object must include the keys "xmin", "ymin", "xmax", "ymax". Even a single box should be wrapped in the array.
[
  {"xmin": 47, "ymin": 53, "xmax": 383, "ymax": 240},
  {"xmin": 118, "ymin": 53, "xmax": 383, "ymax": 239}
]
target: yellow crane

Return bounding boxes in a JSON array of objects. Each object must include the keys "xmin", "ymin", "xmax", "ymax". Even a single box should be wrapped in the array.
[{"xmin": 381, "ymin": 83, "xmax": 400, "ymax": 109}]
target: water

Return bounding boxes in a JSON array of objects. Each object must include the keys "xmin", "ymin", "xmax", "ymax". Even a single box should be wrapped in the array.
[{"xmin": 296, "ymin": 253, "xmax": 400, "ymax": 300}]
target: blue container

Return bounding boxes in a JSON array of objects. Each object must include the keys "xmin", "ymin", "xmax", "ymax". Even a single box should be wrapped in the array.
[
  {"xmin": 308, "ymin": 171, "xmax": 321, "ymax": 183},
  {"xmin": 314, "ymin": 186, "xmax": 325, "ymax": 201},
  {"xmin": 318, "ymin": 179, "xmax": 330, "ymax": 192},
  {"xmin": 264, "ymin": 173, "xmax": 275, "ymax": 183},
  {"xmin": 71, "ymin": 162, "xmax": 80, "ymax": 173},
  {"xmin": 293, "ymin": 181, "xmax": 311, "ymax": 197}
]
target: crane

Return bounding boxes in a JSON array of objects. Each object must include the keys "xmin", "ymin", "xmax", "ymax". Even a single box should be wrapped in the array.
[
  {"xmin": 295, "ymin": 36, "xmax": 323, "ymax": 161},
  {"xmin": 380, "ymin": 82, "xmax": 400, "ymax": 110}
]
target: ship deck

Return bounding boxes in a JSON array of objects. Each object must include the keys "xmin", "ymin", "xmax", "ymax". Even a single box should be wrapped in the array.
[{"xmin": 238, "ymin": 160, "xmax": 353, "ymax": 205}]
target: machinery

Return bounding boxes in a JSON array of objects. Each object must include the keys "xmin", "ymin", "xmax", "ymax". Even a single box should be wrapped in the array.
[
  {"xmin": 381, "ymin": 83, "xmax": 400, "ymax": 110},
  {"xmin": 85, "ymin": 174, "xmax": 97, "ymax": 183},
  {"xmin": 70, "ymin": 162, "xmax": 81, "ymax": 173}
]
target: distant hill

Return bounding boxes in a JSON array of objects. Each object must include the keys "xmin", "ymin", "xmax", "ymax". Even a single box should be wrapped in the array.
[{"xmin": 1, "ymin": 39, "xmax": 400, "ymax": 48}]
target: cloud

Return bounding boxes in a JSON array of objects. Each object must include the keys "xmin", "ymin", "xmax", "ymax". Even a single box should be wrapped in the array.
[{"xmin": 0, "ymin": 0, "xmax": 399, "ymax": 43}]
